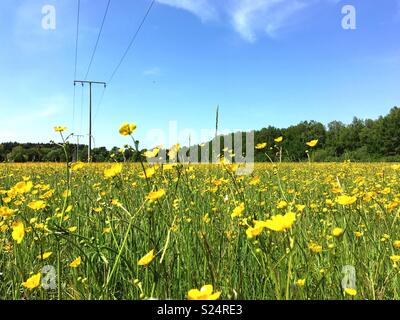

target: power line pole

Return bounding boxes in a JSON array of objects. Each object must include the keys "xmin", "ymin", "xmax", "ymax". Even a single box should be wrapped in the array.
[
  {"xmin": 74, "ymin": 80, "xmax": 106, "ymax": 162},
  {"xmin": 213, "ymin": 105, "xmax": 219, "ymax": 162},
  {"xmin": 215, "ymin": 105, "xmax": 219, "ymax": 139},
  {"xmin": 72, "ymin": 134, "xmax": 84, "ymax": 162}
]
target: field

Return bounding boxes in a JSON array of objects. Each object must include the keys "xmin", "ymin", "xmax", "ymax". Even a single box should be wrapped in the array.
[{"xmin": 1, "ymin": 159, "xmax": 400, "ymax": 300}]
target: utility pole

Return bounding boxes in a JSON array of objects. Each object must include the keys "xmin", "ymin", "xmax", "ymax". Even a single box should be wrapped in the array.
[
  {"xmin": 215, "ymin": 105, "xmax": 219, "ymax": 139},
  {"xmin": 74, "ymin": 80, "xmax": 106, "ymax": 162},
  {"xmin": 72, "ymin": 134, "xmax": 84, "ymax": 162},
  {"xmin": 213, "ymin": 105, "xmax": 219, "ymax": 162}
]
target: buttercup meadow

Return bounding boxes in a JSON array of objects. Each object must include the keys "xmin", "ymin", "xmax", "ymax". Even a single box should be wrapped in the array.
[
  {"xmin": 1, "ymin": 0, "xmax": 400, "ymax": 305},
  {"xmin": 1, "ymin": 124, "xmax": 400, "ymax": 300}
]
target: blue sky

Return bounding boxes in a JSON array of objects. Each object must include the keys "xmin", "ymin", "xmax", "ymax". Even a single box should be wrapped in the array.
[{"xmin": 0, "ymin": 0, "xmax": 399, "ymax": 149}]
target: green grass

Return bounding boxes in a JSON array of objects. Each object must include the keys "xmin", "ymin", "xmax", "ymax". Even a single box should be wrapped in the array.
[{"xmin": 1, "ymin": 161, "xmax": 400, "ymax": 300}]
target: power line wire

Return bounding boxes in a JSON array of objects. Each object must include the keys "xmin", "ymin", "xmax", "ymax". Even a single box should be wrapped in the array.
[
  {"xmin": 84, "ymin": 0, "xmax": 112, "ymax": 80},
  {"xmin": 72, "ymin": 0, "xmax": 81, "ymax": 132},
  {"xmin": 93, "ymin": 86, "xmax": 107, "ymax": 121},
  {"xmin": 108, "ymin": 0, "xmax": 155, "ymax": 84},
  {"xmin": 74, "ymin": 0, "xmax": 81, "ymax": 80},
  {"xmin": 92, "ymin": 0, "xmax": 155, "ymax": 126}
]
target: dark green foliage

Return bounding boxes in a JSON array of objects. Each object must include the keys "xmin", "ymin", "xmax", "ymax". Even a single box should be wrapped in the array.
[{"xmin": 199, "ymin": 106, "xmax": 400, "ymax": 162}]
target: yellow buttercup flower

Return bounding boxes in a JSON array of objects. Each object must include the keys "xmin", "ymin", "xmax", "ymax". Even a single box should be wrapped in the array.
[
  {"xmin": 163, "ymin": 163, "xmax": 176, "ymax": 171},
  {"xmin": 336, "ymin": 195, "xmax": 357, "ymax": 205},
  {"xmin": 187, "ymin": 284, "xmax": 221, "ymax": 300},
  {"xmin": 274, "ymin": 136, "xmax": 283, "ymax": 143},
  {"xmin": 306, "ymin": 139, "xmax": 318, "ymax": 147},
  {"xmin": 390, "ymin": 255, "xmax": 400, "ymax": 263},
  {"xmin": 12, "ymin": 221, "xmax": 25, "ymax": 244},
  {"xmin": 0, "ymin": 206, "xmax": 14, "ymax": 217},
  {"xmin": 71, "ymin": 161, "xmax": 85, "ymax": 171},
  {"xmin": 308, "ymin": 242, "xmax": 322, "ymax": 253},
  {"xmin": 37, "ymin": 252, "xmax": 53, "ymax": 260},
  {"xmin": 344, "ymin": 288, "xmax": 357, "ymax": 296},
  {"xmin": 54, "ymin": 126, "xmax": 67, "ymax": 132},
  {"xmin": 332, "ymin": 227, "xmax": 344, "ymax": 237},
  {"xmin": 13, "ymin": 181, "xmax": 33, "ymax": 194},
  {"xmin": 110, "ymin": 199, "xmax": 121, "ymax": 207},
  {"xmin": 202, "ymin": 213, "xmax": 210, "ymax": 224},
  {"xmin": 354, "ymin": 231, "xmax": 363, "ymax": 238},
  {"xmin": 296, "ymin": 279, "xmax": 306, "ymax": 287},
  {"xmin": 3, "ymin": 197, "xmax": 11, "ymax": 204},
  {"xmin": 139, "ymin": 167, "xmax": 156, "ymax": 179},
  {"xmin": 28, "ymin": 200, "xmax": 46, "ymax": 210},
  {"xmin": 62, "ymin": 190, "xmax": 71, "ymax": 198},
  {"xmin": 104, "ymin": 163, "xmax": 123, "ymax": 178},
  {"xmin": 70, "ymin": 256, "xmax": 81, "ymax": 268},
  {"xmin": 22, "ymin": 273, "xmax": 41, "ymax": 290},
  {"xmin": 246, "ymin": 225, "xmax": 264, "ymax": 239},
  {"xmin": 277, "ymin": 200, "xmax": 288, "ymax": 209},
  {"xmin": 261, "ymin": 212, "xmax": 296, "ymax": 232},
  {"xmin": 146, "ymin": 189, "xmax": 166, "ymax": 201},
  {"xmin": 231, "ymin": 203, "xmax": 245, "ymax": 218},
  {"xmin": 255, "ymin": 143, "xmax": 267, "ymax": 150},
  {"xmin": 249, "ymin": 176, "xmax": 260, "ymax": 186},
  {"xmin": 393, "ymin": 240, "xmax": 400, "ymax": 248},
  {"xmin": 93, "ymin": 207, "xmax": 103, "ymax": 213},
  {"xmin": 226, "ymin": 163, "xmax": 239, "ymax": 173},
  {"xmin": 296, "ymin": 204, "xmax": 306, "ymax": 212},
  {"xmin": 138, "ymin": 249, "xmax": 155, "ymax": 266},
  {"xmin": 119, "ymin": 123, "xmax": 136, "ymax": 136}
]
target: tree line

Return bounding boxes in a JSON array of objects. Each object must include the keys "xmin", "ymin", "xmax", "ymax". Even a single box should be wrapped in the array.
[
  {"xmin": 0, "ymin": 143, "xmax": 142, "ymax": 163},
  {"xmin": 0, "ymin": 106, "xmax": 399, "ymax": 163},
  {"xmin": 250, "ymin": 106, "xmax": 400, "ymax": 162}
]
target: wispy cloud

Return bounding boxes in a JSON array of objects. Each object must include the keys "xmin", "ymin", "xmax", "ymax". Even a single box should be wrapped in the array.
[
  {"xmin": 0, "ymin": 94, "xmax": 66, "ymax": 128},
  {"xmin": 143, "ymin": 67, "xmax": 161, "ymax": 76},
  {"xmin": 231, "ymin": 0, "xmax": 310, "ymax": 42},
  {"xmin": 156, "ymin": 0, "xmax": 217, "ymax": 21},
  {"xmin": 156, "ymin": 0, "xmax": 339, "ymax": 42},
  {"xmin": 361, "ymin": 50, "xmax": 400, "ymax": 66},
  {"xmin": 0, "ymin": 94, "xmax": 68, "ymax": 143},
  {"xmin": 39, "ymin": 104, "xmax": 62, "ymax": 118}
]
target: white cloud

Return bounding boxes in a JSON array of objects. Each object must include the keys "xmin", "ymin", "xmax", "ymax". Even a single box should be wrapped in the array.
[
  {"xmin": 39, "ymin": 105, "xmax": 61, "ymax": 118},
  {"xmin": 231, "ymin": 0, "xmax": 310, "ymax": 42},
  {"xmin": 156, "ymin": 0, "xmax": 338, "ymax": 42},
  {"xmin": 143, "ymin": 67, "xmax": 161, "ymax": 76},
  {"xmin": 156, "ymin": 0, "xmax": 217, "ymax": 21},
  {"xmin": 361, "ymin": 51, "xmax": 400, "ymax": 66}
]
